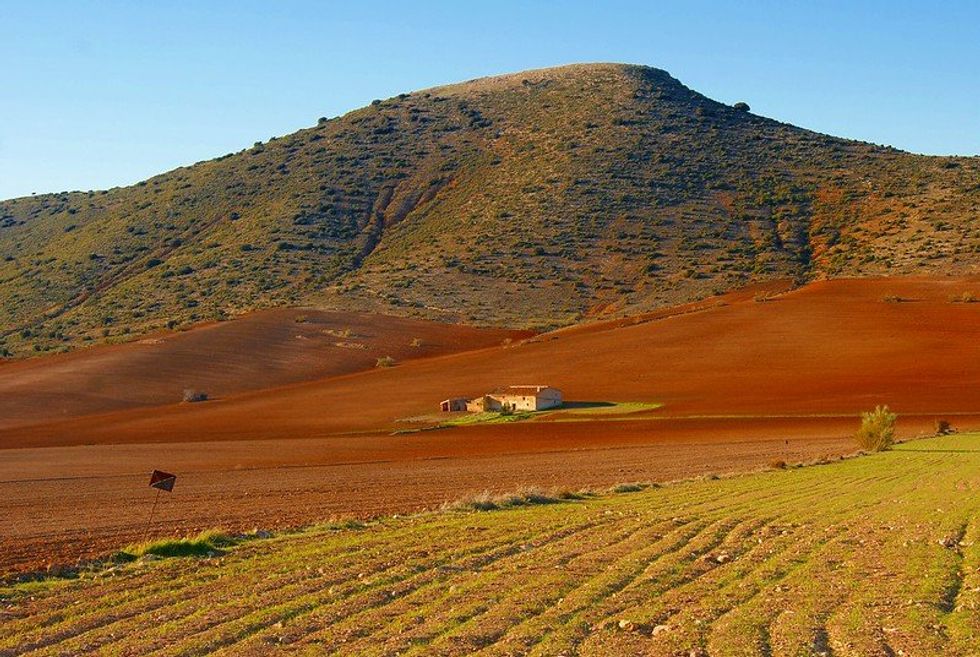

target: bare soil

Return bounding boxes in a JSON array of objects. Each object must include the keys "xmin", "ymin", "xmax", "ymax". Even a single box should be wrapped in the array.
[{"xmin": 2, "ymin": 276, "xmax": 980, "ymax": 575}]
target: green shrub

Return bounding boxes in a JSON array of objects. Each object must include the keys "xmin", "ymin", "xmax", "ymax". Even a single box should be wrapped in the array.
[{"xmin": 855, "ymin": 405, "xmax": 897, "ymax": 451}]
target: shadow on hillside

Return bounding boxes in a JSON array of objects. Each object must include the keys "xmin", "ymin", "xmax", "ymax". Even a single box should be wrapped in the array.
[{"xmin": 561, "ymin": 401, "xmax": 617, "ymax": 410}]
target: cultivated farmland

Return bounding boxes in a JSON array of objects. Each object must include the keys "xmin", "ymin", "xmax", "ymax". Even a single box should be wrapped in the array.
[{"xmin": 3, "ymin": 434, "xmax": 979, "ymax": 656}]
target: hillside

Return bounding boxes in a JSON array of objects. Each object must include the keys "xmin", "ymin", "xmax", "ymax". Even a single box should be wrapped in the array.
[
  {"xmin": 0, "ymin": 310, "xmax": 527, "ymax": 430},
  {"xmin": 4, "ymin": 434, "xmax": 979, "ymax": 655},
  {"xmin": 1, "ymin": 63, "xmax": 978, "ymax": 356},
  {"xmin": 6, "ymin": 276, "xmax": 979, "ymax": 447}
]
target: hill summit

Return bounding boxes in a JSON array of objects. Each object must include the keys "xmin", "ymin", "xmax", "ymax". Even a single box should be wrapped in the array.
[{"xmin": 1, "ymin": 63, "xmax": 978, "ymax": 356}]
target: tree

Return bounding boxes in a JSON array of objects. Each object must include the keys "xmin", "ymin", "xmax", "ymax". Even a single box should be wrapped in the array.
[
  {"xmin": 855, "ymin": 405, "xmax": 897, "ymax": 451},
  {"xmin": 733, "ymin": 102, "xmax": 751, "ymax": 112}
]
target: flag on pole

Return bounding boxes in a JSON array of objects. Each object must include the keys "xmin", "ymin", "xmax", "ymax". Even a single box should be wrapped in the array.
[{"xmin": 149, "ymin": 470, "xmax": 177, "ymax": 492}]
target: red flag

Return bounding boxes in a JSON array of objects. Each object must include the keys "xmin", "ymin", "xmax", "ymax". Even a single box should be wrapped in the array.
[{"xmin": 149, "ymin": 470, "xmax": 177, "ymax": 492}]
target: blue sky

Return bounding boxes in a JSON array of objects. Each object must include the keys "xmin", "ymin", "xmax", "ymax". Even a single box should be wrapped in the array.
[{"xmin": 1, "ymin": 0, "xmax": 977, "ymax": 200}]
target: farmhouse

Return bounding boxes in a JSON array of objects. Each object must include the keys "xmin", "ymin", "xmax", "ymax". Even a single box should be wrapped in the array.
[
  {"xmin": 439, "ymin": 398, "xmax": 468, "ymax": 412},
  {"xmin": 441, "ymin": 385, "xmax": 563, "ymax": 413}
]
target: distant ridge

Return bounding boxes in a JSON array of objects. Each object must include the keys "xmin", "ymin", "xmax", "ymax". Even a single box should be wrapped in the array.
[{"xmin": 0, "ymin": 63, "xmax": 977, "ymax": 357}]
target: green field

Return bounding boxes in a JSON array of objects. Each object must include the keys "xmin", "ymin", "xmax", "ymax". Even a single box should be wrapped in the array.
[
  {"xmin": 3, "ymin": 434, "xmax": 980, "ymax": 656},
  {"xmin": 431, "ymin": 401, "xmax": 664, "ymax": 428}
]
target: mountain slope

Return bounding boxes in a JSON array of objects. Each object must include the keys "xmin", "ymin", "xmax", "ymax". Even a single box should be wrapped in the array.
[{"xmin": 1, "ymin": 63, "xmax": 978, "ymax": 356}]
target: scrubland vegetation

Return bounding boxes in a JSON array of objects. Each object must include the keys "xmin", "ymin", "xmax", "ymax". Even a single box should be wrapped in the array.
[
  {"xmin": 3, "ymin": 433, "xmax": 979, "ymax": 655},
  {"xmin": 854, "ymin": 404, "xmax": 897, "ymax": 451},
  {"xmin": 1, "ymin": 64, "xmax": 978, "ymax": 356}
]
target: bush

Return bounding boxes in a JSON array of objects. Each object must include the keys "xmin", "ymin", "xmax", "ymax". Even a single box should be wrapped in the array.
[
  {"xmin": 733, "ymin": 102, "xmax": 751, "ymax": 112},
  {"xmin": 375, "ymin": 356, "xmax": 396, "ymax": 368},
  {"xmin": 611, "ymin": 482, "xmax": 647, "ymax": 493},
  {"xmin": 951, "ymin": 291, "xmax": 978, "ymax": 303},
  {"xmin": 936, "ymin": 419, "xmax": 954, "ymax": 435},
  {"xmin": 769, "ymin": 459, "xmax": 787, "ymax": 470},
  {"xmin": 855, "ymin": 405, "xmax": 897, "ymax": 451},
  {"xmin": 182, "ymin": 389, "xmax": 208, "ymax": 403},
  {"xmin": 442, "ymin": 486, "xmax": 558, "ymax": 512}
]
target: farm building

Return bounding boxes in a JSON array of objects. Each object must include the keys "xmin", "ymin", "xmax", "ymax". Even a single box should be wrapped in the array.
[
  {"xmin": 441, "ymin": 386, "xmax": 563, "ymax": 413},
  {"xmin": 439, "ymin": 398, "xmax": 468, "ymax": 412},
  {"xmin": 490, "ymin": 385, "xmax": 563, "ymax": 411}
]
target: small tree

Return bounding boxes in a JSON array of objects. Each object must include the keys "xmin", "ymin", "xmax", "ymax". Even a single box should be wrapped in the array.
[{"xmin": 855, "ymin": 405, "xmax": 897, "ymax": 451}]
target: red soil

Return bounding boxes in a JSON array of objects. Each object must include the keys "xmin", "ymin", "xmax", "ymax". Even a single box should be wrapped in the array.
[
  {"xmin": 3, "ymin": 276, "xmax": 980, "ymax": 575},
  {"xmin": 0, "ymin": 309, "xmax": 528, "ymax": 431}
]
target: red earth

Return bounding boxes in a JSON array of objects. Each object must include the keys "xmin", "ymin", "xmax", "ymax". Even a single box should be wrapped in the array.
[{"xmin": 3, "ymin": 276, "xmax": 980, "ymax": 575}]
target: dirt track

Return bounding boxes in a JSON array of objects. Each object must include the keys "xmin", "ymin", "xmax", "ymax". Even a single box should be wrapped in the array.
[{"xmin": 3, "ymin": 276, "xmax": 980, "ymax": 575}]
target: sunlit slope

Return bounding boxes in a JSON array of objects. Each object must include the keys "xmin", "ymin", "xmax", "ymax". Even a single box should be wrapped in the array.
[
  {"xmin": 1, "ymin": 63, "xmax": 978, "ymax": 356},
  {"xmin": 5, "ymin": 276, "xmax": 979, "ymax": 447},
  {"xmin": 3, "ymin": 434, "xmax": 979, "ymax": 655},
  {"xmin": 0, "ymin": 309, "xmax": 527, "ymax": 430}
]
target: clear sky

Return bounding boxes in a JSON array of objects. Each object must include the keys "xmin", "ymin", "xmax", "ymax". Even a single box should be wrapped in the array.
[{"xmin": 2, "ymin": 0, "xmax": 978, "ymax": 200}]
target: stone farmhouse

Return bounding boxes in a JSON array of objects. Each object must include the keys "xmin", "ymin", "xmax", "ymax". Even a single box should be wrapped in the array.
[{"xmin": 440, "ymin": 385, "xmax": 563, "ymax": 413}]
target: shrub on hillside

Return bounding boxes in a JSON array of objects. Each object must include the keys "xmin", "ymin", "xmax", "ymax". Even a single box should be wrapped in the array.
[
  {"xmin": 951, "ymin": 291, "xmax": 978, "ymax": 303},
  {"xmin": 855, "ymin": 405, "xmax": 897, "ymax": 451},
  {"xmin": 375, "ymin": 356, "xmax": 396, "ymax": 368},
  {"xmin": 182, "ymin": 389, "xmax": 208, "ymax": 403},
  {"xmin": 936, "ymin": 419, "xmax": 954, "ymax": 435}
]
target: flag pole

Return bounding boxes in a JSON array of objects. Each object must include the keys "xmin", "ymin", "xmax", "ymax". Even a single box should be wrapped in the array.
[{"xmin": 143, "ymin": 487, "xmax": 161, "ymax": 544}]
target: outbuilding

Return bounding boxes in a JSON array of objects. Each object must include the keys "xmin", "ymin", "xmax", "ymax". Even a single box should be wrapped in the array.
[{"xmin": 440, "ymin": 398, "xmax": 469, "ymax": 412}]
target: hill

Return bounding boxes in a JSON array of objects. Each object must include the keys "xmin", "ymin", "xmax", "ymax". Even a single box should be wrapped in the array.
[
  {"xmin": 0, "ymin": 310, "xmax": 527, "ymax": 430},
  {"xmin": 1, "ymin": 63, "xmax": 978, "ymax": 357},
  {"xmin": 4, "ymin": 434, "xmax": 979, "ymax": 655},
  {"xmin": 5, "ymin": 276, "xmax": 979, "ymax": 447}
]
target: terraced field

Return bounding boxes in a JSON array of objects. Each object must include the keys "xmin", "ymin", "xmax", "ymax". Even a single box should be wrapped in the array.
[{"xmin": 3, "ymin": 434, "xmax": 979, "ymax": 656}]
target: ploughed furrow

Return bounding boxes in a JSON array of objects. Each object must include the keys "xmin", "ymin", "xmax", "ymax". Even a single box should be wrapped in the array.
[
  {"xmin": 137, "ymin": 516, "xmax": 598, "ymax": 657},
  {"xmin": 4, "ymin": 435, "xmax": 980, "ymax": 656},
  {"xmin": 701, "ymin": 458, "xmax": 946, "ymax": 656},
  {"xmin": 292, "ymin": 513, "xmax": 663, "ymax": 655},
  {"xmin": 1, "ymin": 522, "xmax": 472, "ymax": 651},
  {"xmin": 209, "ymin": 474, "xmax": 772, "ymax": 654},
  {"xmin": 946, "ymin": 514, "xmax": 980, "ymax": 651},
  {"xmin": 8, "ymin": 520, "xmax": 553, "ymax": 656},
  {"xmin": 467, "ymin": 476, "xmax": 830, "ymax": 656},
  {"xmin": 510, "ymin": 479, "xmax": 841, "ymax": 655},
  {"xmin": 410, "ymin": 518, "xmax": 726, "ymax": 656},
  {"xmin": 572, "ymin": 463, "xmax": 931, "ymax": 656},
  {"xmin": 220, "ymin": 511, "xmax": 644, "ymax": 655},
  {"xmin": 573, "ymin": 513, "xmax": 833, "ymax": 652},
  {"xmin": 405, "ymin": 480, "xmax": 809, "ymax": 657}
]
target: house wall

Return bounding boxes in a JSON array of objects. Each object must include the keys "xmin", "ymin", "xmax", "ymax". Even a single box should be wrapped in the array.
[
  {"xmin": 494, "ymin": 394, "xmax": 537, "ymax": 412},
  {"xmin": 536, "ymin": 388, "xmax": 563, "ymax": 410},
  {"xmin": 467, "ymin": 396, "xmax": 501, "ymax": 412}
]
